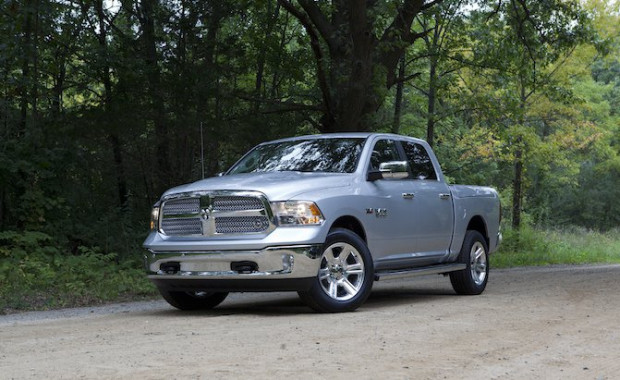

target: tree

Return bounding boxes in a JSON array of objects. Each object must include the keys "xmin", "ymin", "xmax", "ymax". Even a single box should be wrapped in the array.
[
  {"xmin": 465, "ymin": 0, "xmax": 594, "ymax": 228},
  {"xmin": 277, "ymin": 0, "xmax": 443, "ymax": 132},
  {"xmin": 410, "ymin": 0, "xmax": 470, "ymax": 146}
]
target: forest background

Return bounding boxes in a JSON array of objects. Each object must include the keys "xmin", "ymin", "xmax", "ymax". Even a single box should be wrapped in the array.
[{"xmin": 1, "ymin": 0, "xmax": 619, "ymax": 311}]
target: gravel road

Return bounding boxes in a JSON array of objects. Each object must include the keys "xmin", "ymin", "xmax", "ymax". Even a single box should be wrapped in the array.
[{"xmin": 1, "ymin": 264, "xmax": 619, "ymax": 379}]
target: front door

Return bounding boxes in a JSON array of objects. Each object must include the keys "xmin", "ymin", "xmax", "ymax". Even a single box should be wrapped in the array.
[{"xmin": 400, "ymin": 140, "xmax": 454, "ymax": 258}]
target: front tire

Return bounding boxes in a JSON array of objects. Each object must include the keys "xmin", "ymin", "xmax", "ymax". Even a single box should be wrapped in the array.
[
  {"xmin": 159, "ymin": 290, "xmax": 229, "ymax": 310},
  {"xmin": 450, "ymin": 230, "xmax": 489, "ymax": 295},
  {"xmin": 298, "ymin": 228, "xmax": 374, "ymax": 312}
]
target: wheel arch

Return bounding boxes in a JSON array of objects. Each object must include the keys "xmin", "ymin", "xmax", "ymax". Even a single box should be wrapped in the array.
[
  {"xmin": 466, "ymin": 215, "xmax": 489, "ymax": 247},
  {"xmin": 328, "ymin": 215, "xmax": 367, "ymax": 242}
]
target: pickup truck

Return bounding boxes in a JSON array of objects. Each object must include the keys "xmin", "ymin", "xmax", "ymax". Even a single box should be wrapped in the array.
[{"xmin": 143, "ymin": 133, "xmax": 502, "ymax": 312}]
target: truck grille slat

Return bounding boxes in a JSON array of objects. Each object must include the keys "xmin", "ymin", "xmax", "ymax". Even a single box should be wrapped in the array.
[
  {"xmin": 162, "ymin": 198, "xmax": 200, "ymax": 216},
  {"xmin": 159, "ymin": 193, "xmax": 273, "ymax": 237},
  {"xmin": 212, "ymin": 196, "xmax": 264, "ymax": 211},
  {"xmin": 216, "ymin": 216, "xmax": 271, "ymax": 234},
  {"xmin": 161, "ymin": 218, "xmax": 202, "ymax": 235}
]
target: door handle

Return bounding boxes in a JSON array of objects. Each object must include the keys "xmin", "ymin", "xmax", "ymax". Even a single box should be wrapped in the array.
[
  {"xmin": 439, "ymin": 193, "xmax": 451, "ymax": 200},
  {"xmin": 402, "ymin": 193, "xmax": 415, "ymax": 199}
]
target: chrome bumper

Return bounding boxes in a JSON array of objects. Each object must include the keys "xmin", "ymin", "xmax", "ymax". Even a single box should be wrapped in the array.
[{"xmin": 144, "ymin": 244, "xmax": 322, "ymax": 280}]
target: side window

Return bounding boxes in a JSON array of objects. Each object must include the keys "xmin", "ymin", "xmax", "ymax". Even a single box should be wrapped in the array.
[
  {"xmin": 402, "ymin": 142, "xmax": 437, "ymax": 180},
  {"xmin": 369, "ymin": 139, "xmax": 401, "ymax": 171}
]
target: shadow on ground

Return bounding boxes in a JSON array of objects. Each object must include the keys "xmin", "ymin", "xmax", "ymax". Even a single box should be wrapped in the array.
[{"xmin": 144, "ymin": 283, "xmax": 458, "ymax": 317}]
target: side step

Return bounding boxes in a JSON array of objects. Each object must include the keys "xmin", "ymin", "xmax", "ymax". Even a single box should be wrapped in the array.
[{"xmin": 374, "ymin": 263, "xmax": 466, "ymax": 281}]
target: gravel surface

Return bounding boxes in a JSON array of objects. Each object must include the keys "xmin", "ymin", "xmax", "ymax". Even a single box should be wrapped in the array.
[{"xmin": 1, "ymin": 264, "xmax": 619, "ymax": 379}]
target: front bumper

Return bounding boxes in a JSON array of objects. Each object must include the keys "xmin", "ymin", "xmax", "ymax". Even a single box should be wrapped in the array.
[{"xmin": 144, "ymin": 244, "xmax": 322, "ymax": 292}]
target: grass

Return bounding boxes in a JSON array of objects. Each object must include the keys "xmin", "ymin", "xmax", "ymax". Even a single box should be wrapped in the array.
[
  {"xmin": 492, "ymin": 226, "xmax": 620, "ymax": 268},
  {"xmin": 0, "ymin": 231, "xmax": 157, "ymax": 314}
]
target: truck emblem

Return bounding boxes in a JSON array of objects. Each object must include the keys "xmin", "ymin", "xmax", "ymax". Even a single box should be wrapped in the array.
[
  {"xmin": 200, "ymin": 208, "xmax": 210, "ymax": 220},
  {"xmin": 375, "ymin": 208, "xmax": 388, "ymax": 217},
  {"xmin": 366, "ymin": 208, "xmax": 387, "ymax": 217}
]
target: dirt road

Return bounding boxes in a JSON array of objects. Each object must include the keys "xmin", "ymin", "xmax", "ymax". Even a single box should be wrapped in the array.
[{"xmin": 1, "ymin": 264, "xmax": 619, "ymax": 379}]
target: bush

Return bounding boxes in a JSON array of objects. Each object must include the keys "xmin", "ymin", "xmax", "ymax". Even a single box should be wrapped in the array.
[
  {"xmin": 493, "ymin": 226, "xmax": 620, "ymax": 268},
  {"xmin": 0, "ymin": 231, "xmax": 156, "ymax": 314}
]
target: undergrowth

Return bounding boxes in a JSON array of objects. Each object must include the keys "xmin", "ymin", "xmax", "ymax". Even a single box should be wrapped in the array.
[
  {"xmin": 0, "ymin": 231, "xmax": 157, "ymax": 314},
  {"xmin": 493, "ymin": 226, "xmax": 620, "ymax": 268}
]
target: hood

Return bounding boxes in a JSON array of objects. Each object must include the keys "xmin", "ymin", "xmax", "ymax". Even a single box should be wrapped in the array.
[{"xmin": 162, "ymin": 172, "xmax": 353, "ymax": 201}]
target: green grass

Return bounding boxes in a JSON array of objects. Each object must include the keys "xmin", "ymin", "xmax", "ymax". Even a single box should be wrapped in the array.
[
  {"xmin": 492, "ymin": 226, "xmax": 620, "ymax": 268},
  {"xmin": 0, "ymin": 231, "xmax": 157, "ymax": 314}
]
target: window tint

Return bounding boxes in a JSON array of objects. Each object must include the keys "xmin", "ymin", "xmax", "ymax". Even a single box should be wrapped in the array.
[
  {"xmin": 402, "ymin": 142, "xmax": 437, "ymax": 180},
  {"xmin": 369, "ymin": 139, "xmax": 401, "ymax": 171}
]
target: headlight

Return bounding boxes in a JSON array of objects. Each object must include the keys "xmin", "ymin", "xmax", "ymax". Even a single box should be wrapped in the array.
[
  {"xmin": 271, "ymin": 201, "xmax": 324, "ymax": 226},
  {"xmin": 150, "ymin": 205, "xmax": 160, "ymax": 231}
]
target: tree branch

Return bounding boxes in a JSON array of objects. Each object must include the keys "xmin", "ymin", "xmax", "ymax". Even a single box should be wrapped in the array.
[
  {"xmin": 379, "ymin": 0, "xmax": 441, "ymax": 87},
  {"xmin": 236, "ymin": 93, "xmax": 324, "ymax": 112},
  {"xmin": 396, "ymin": 71, "xmax": 422, "ymax": 84},
  {"xmin": 297, "ymin": 0, "xmax": 336, "ymax": 52},
  {"xmin": 421, "ymin": 0, "xmax": 443, "ymax": 11},
  {"xmin": 277, "ymin": 0, "xmax": 334, "ymax": 118},
  {"xmin": 485, "ymin": 0, "xmax": 503, "ymax": 22}
]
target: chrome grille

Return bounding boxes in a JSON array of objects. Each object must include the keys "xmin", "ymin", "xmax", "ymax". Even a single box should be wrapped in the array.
[
  {"xmin": 159, "ymin": 192, "xmax": 273, "ymax": 237},
  {"xmin": 162, "ymin": 198, "xmax": 200, "ymax": 216},
  {"xmin": 212, "ymin": 196, "xmax": 263, "ymax": 211},
  {"xmin": 215, "ymin": 216, "xmax": 271, "ymax": 234},
  {"xmin": 161, "ymin": 218, "xmax": 202, "ymax": 235}
]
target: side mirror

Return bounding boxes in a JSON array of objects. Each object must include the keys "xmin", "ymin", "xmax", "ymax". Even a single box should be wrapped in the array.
[{"xmin": 367, "ymin": 161, "xmax": 409, "ymax": 181}]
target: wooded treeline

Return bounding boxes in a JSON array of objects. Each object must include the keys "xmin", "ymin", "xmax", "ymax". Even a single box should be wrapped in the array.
[{"xmin": 1, "ymin": 0, "xmax": 619, "ymax": 257}]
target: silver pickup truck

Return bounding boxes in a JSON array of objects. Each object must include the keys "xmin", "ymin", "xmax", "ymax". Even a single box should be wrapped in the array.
[{"xmin": 144, "ymin": 133, "xmax": 501, "ymax": 312}]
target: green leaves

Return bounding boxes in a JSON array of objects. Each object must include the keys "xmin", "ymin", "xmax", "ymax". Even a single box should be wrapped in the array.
[{"xmin": 0, "ymin": 231, "xmax": 155, "ymax": 313}]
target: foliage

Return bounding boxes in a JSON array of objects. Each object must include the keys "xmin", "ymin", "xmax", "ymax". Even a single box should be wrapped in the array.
[
  {"xmin": 0, "ymin": 231, "xmax": 156, "ymax": 313},
  {"xmin": 494, "ymin": 226, "xmax": 620, "ymax": 268}
]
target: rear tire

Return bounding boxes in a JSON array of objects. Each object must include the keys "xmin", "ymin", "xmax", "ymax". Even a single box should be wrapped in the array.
[
  {"xmin": 450, "ymin": 230, "xmax": 489, "ymax": 295},
  {"xmin": 159, "ymin": 290, "xmax": 229, "ymax": 310},
  {"xmin": 298, "ymin": 228, "xmax": 374, "ymax": 312}
]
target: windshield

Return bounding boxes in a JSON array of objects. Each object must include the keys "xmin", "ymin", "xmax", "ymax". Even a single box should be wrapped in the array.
[{"xmin": 227, "ymin": 138, "xmax": 366, "ymax": 174}]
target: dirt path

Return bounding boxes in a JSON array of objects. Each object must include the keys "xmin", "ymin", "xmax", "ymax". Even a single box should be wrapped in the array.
[{"xmin": 1, "ymin": 264, "xmax": 619, "ymax": 379}]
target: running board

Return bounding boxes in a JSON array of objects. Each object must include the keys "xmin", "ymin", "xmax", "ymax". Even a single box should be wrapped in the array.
[{"xmin": 374, "ymin": 263, "xmax": 466, "ymax": 281}]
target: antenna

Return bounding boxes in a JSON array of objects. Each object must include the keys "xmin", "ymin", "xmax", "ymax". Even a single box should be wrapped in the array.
[{"xmin": 200, "ymin": 122, "xmax": 205, "ymax": 179}]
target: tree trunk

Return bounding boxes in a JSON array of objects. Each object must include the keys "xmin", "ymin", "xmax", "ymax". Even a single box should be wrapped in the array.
[
  {"xmin": 31, "ymin": 0, "xmax": 39, "ymax": 127},
  {"xmin": 425, "ymin": 18, "xmax": 443, "ymax": 147},
  {"xmin": 512, "ymin": 146, "xmax": 523, "ymax": 229},
  {"xmin": 392, "ymin": 55, "xmax": 406, "ymax": 134},
  {"xmin": 426, "ymin": 57, "xmax": 438, "ymax": 146},
  {"xmin": 51, "ymin": 61, "xmax": 65, "ymax": 117},
  {"xmin": 94, "ymin": 0, "xmax": 129, "ymax": 208},
  {"xmin": 139, "ymin": 0, "xmax": 170, "ymax": 192},
  {"xmin": 254, "ymin": 1, "xmax": 280, "ymax": 112},
  {"xmin": 270, "ymin": 11, "xmax": 290, "ymax": 99},
  {"xmin": 19, "ymin": 0, "xmax": 33, "ymax": 134},
  {"xmin": 279, "ymin": 0, "xmax": 432, "ymax": 132},
  {"xmin": 512, "ymin": 82, "xmax": 527, "ymax": 229}
]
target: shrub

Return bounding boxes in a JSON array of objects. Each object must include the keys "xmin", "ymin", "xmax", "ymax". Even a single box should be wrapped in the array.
[
  {"xmin": 493, "ymin": 226, "xmax": 620, "ymax": 268},
  {"xmin": 0, "ymin": 231, "xmax": 156, "ymax": 314}
]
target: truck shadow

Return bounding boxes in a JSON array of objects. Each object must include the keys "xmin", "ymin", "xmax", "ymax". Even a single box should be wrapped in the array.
[
  {"xmin": 363, "ymin": 287, "xmax": 457, "ymax": 310},
  {"xmin": 144, "ymin": 286, "xmax": 458, "ymax": 317}
]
